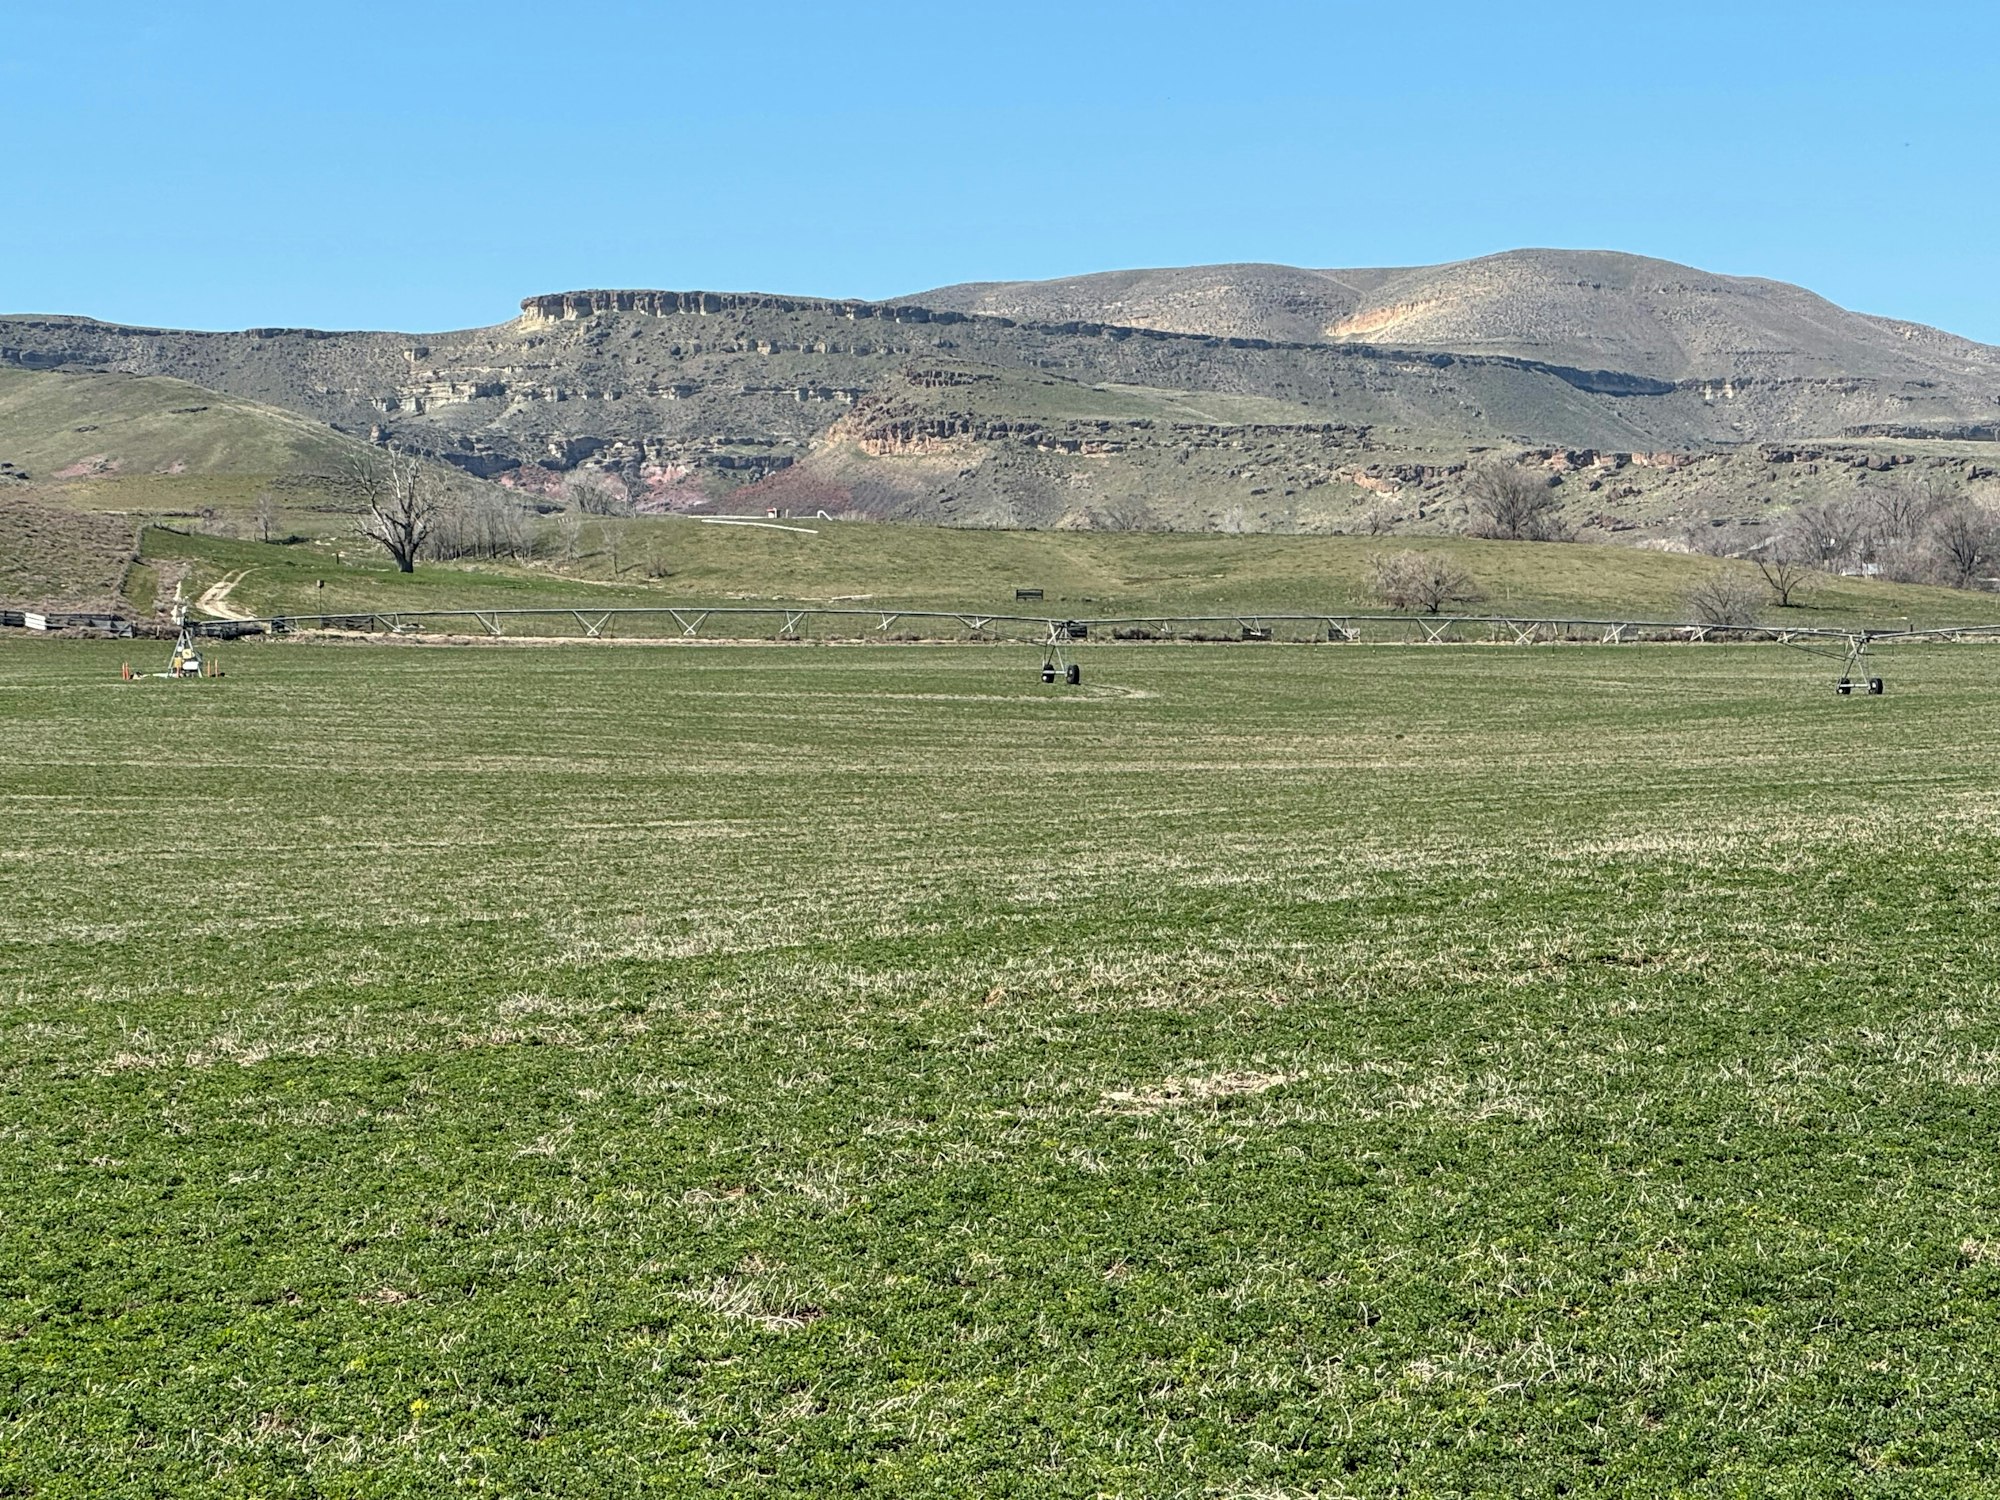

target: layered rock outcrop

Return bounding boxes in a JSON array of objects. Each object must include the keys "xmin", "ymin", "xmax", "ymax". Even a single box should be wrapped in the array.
[
  {"xmin": 7, "ymin": 253, "xmax": 2000, "ymax": 538},
  {"xmin": 519, "ymin": 290, "xmax": 977, "ymax": 327}
]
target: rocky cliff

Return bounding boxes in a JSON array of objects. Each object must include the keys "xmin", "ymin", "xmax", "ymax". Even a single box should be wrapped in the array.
[
  {"xmin": 518, "ymin": 289, "xmax": 984, "ymax": 327},
  {"xmin": 4, "ymin": 251, "xmax": 1998, "ymax": 536}
]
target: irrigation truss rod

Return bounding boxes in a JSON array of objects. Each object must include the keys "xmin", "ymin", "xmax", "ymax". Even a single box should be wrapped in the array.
[{"xmin": 164, "ymin": 605, "xmax": 2000, "ymax": 646}]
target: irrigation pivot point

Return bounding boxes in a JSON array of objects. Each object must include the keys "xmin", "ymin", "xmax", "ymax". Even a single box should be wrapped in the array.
[
  {"xmin": 124, "ymin": 586, "xmax": 225, "ymax": 683},
  {"xmin": 165, "ymin": 592, "xmax": 206, "ymax": 679}
]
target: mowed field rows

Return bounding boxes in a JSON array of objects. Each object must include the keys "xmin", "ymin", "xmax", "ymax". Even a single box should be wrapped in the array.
[{"xmin": 5, "ymin": 638, "xmax": 2000, "ymax": 1495}]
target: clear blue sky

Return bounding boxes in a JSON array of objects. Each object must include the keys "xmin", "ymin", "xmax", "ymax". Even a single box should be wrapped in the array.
[{"xmin": 6, "ymin": 1, "xmax": 1997, "ymax": 338}]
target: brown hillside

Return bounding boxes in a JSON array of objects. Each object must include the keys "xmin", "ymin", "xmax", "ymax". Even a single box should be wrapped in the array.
[{"xmin": 910, "ymin": 249, "xmax": 2000, "ymax": 388}]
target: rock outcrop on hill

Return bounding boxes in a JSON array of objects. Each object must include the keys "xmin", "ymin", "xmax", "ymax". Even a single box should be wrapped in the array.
[{"xmin": 4, "ymin": 250, "xmax": 1998, "ymax": 536}]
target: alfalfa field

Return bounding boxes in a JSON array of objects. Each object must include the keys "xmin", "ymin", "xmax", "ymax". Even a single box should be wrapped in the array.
[{"xmin": 5, "ymin": 637, "xmax": 2000, "ymax": 1496}]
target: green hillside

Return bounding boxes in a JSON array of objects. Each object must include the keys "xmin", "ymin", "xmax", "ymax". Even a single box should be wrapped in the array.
[
  {"xmin": 0, "ymin": 364, "xmax": 542, "ymax": 615},
  {"xmin": 0, "ymin": 365, "xmax": 363, "ymax": 483},
  {"xmin": 0, "ymin": 364, "xmax": 500, "ymax": 546}
]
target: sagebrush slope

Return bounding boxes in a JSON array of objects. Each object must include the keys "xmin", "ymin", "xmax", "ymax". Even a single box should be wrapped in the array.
[{"xmin": 912, "ymin": 249, "xmax": 2000, "ymax": 387}]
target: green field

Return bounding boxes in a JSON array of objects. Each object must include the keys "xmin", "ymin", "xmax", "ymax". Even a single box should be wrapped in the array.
[
  {"xmin": 7, "ymin": 637, "xmax": 2000, "ymax": 1495},
  {"xmin": 137, "ymin": 521, "xmax": 2000, "ymax": 632}
]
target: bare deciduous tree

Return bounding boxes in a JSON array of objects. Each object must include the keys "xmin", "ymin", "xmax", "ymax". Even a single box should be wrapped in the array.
[
  {"xmin": 428, "ymin": 490, "xmax": 535, "ymax": 563},
  {"xmin": 1783, "ymin": 499, "xmax": 1866, "ymax": 570},
  {"xmin": 1870, "ymin": 536, "xmax": 1931, "ymax": 585},
  {"xmin": 556, "ymin": 507, "xmax": 584, "ymax": 564},
  {"xmin": 562, "ymin": 469, "xmax": 633, "ymax": 516},
  {"xmin": 1368, "ymin": 549, "xmax": 1483, "ymax": 614},
  {"xmin": 1686, "ymin": 568, "xmax": 1764, "ymax": 626},
  {"xmin": 1465, "ymin": 459, "xmax": 1568, "ymax": 542},
  {"xmin": 1091, "ymin": 498, "xmax": 1159, "ymax": 532},
  {"xmin": 1872, "ymin": 480, "xmax": 1942, "ymax": 549},
  {"xmin": 350, "ymin": 452, "xmax": 437, "ymax": 573},
  {"xmin": 1677, "ymin": 514, "xmax": 1738, "ymax": 557},
  {"xmin": 1929, "ymin": 499, "xmax": 2000, "ymax": 589},
  {"xmin": 1752, "ymin": 528, "xmax": 1819, "ymax": 607},
  {"xmin": 255, "ymin": 491, "xmax": 279, "ymax": 545}
]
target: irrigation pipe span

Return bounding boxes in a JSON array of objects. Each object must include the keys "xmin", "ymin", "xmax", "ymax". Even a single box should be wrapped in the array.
[{"xmin": 138, "ymin": 605, "xmax": 2000, "ymax": 648}]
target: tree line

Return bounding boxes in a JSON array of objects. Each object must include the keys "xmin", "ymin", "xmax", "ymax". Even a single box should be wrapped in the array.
[
  {"xmin": 1370, "ymin": 457, "xmax": 2000, "ymax": 621},
  {"xmin": 339, "ymin": 445, "xmax": 1999, "ymax": 626}
]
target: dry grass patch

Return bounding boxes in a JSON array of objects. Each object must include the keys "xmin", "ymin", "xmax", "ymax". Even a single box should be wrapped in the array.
[
  {"xmin": 0, "ymin": 498, "xmax": 136, "ymax": 610},
  {"xmin": 1100, "ymin": 1068, "xmax": 1302, "ymax": 1115}
]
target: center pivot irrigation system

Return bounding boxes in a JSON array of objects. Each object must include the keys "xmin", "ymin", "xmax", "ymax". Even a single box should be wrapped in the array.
[
  {"xmin": 1041, "ymin": 619, "xmax": 1088, "ymax": 685},
  {"xmin": 142, "ymin": 602, "xmax": 2000, "ymax": 693},
  {"xmin": 1783, "ymin": 632, "xmax": 1886, "ymax": 695},
  {"xmin": 120, "ymin": 591, "xmax": 223, "ymax": 683}
]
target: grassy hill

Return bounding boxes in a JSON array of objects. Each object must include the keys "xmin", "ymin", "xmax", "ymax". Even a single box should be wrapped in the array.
[
  {"xmin": 6, "ymin": 327, "xmax": 1999, "ymax": 630},
  {"xmin": 0, "ymin": 363, "xmax": 502, "ymax": 523},
  {"xmin": 0, "ymin": 364, "xmax": 364, "ymax": 486},
  {"xmin": 0, "ymin": 364, "xmax": 541, "ymax": 614}
]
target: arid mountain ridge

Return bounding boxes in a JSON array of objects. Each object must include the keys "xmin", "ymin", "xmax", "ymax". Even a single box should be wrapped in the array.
[
  {"xmin": 910, "ymin": 249, "xmax": 2000, "ymax": 388},
  {"xmin": 4, "ymin": 250, "xmax": 1998, "ymax": 536}
]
